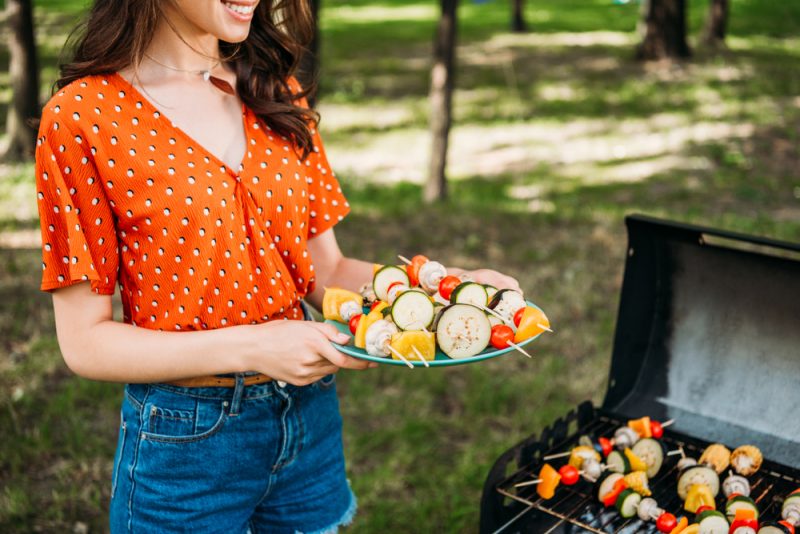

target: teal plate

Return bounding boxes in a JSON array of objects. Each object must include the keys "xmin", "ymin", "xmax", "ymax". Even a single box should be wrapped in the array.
[{"xmin": 326, "ymin": 300, "xmax": 545, "ymax": 367}]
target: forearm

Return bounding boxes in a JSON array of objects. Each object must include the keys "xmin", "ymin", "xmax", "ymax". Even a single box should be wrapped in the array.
[
  {"xmin": 306, "ymin": 256, "xmax": 373, "ymax": 310},
  {"xmin": 58, "ymin": 319, "xmax": 255, "ymax": 383}
]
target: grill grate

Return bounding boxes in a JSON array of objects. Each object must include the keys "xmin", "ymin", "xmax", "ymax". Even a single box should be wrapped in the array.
[{"xmin": 494, "ymin": 409, "xmax": 800, "ymax": 533}]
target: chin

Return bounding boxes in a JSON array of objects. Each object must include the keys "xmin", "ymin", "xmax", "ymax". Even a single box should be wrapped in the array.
[{"xmin": 217, "ymin": 0, "xmax": 258, "ymax": 41}]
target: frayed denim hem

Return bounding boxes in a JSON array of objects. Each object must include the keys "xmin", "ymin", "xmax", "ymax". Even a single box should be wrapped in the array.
[{"xmin": 296, "ymin": 485, "xmax": 357, "ymax": 534}]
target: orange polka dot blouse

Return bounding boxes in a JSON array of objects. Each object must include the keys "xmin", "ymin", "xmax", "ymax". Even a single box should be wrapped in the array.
[{"xmin": 35, "ymin": 74, "xmax": 350, "ymax": 330}]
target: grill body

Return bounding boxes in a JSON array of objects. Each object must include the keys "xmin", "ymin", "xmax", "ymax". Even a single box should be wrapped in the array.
[{"xmin": 480, "ymin": 215, "xmax": 800, "ymax": 533}]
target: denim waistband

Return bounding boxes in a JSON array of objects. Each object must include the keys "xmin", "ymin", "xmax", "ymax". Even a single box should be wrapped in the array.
[{"xmin": 134, "ymin": 299, "xmax": 318, "ymax": 399}]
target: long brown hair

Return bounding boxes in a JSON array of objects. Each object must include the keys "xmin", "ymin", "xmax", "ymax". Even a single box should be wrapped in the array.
[{"xmin": 56, "ymin": 0, "xmax": 319, "ymax": 158}]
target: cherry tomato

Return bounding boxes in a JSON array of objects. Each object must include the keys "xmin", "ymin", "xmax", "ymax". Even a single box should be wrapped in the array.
[
  {"xmin": 650, "ymin": 420, "xmax": 664, "ymax": 439},
  {"xmin": 369, "ymin": 301, "xmax": 381, "ymax": 311},
  {"xmin": 438, "ymin": 275, "xmax": 461, "ymax": 300},
  {"xmin": 490, "ymin": 324, "xmax": 515, "ymax": 350},
  {"xmin": 408, "ymin": 255, "xmax": 428, "ymax": 287},
  {"xmin": 656, "ymin": 512, "xmax": 677, "ymax": 533},
  {"xmin": 598, "ymin": 437, "xmax": 613, "ymax": 457},
  {"xmin": 558, "ymin": 465, "xmax": 580, "ymax": 486},
  {"xmin": 779, "ymin": 521, "xmax": 795, "ymax": 534},
  {"xmin": 513, "ymin": 307, "xmax": 525, "ymax": 327},
  {"xmin": 730, "ymin": 518, "xmax": 759, "ymax": 531},
  {"xmin": 349, "ymin": 314, "xmax": 363, "ymax": 335}
]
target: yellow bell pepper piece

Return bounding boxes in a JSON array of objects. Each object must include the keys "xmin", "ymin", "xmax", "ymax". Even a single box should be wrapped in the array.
[
  {"xmin": 568, "ymin": 446, "xmax": 601, "ymax": 469},
  {"xmin": 514, "ymin": 306, "xmax": 550, "ymax": 343},
  {"xmin": 355, "ymin": 302, "xmax": 388, "ymax": 349},
  {"xmin": 322, "ymin": 287, "xmax": 363, "ymax": 323},
  {"xmin": 684, "ymin": 483, "xmax": 715, "ymax": 513},
  {"xmin": 389, "ymin": 331, "xmax": 435, "ymax": 362},
  {"xmin": 681, "ymin": 525, "xmax": 700, "ymax": 534},
  {"xmin": 624, "ymin": 448, "xmax": 648, "ymax": 473}
]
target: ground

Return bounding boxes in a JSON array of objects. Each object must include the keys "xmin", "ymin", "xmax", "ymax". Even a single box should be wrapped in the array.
[{"xmin": 0, "ymin": 0, "xmax": 798, "ymax": 532}]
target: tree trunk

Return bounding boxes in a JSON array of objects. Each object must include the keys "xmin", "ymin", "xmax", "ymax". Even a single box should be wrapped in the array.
[
  {"xmin": 298, "ymin": 0, "xmax": 321, "ymax": 107},
  {"xmin": 511, "ymin": 0, "xmax": 527, "ymax": 33},
  {"xmin": 703, "ymin": 0, "xmax": 729, "ymax": 47},
  {"xmin": 636, "ymin": 0, "xmax": 691, "ymax": 60},
  {"xmin": 425, "ymin": 0, "xmax": 458, "ymax": 204},
  {"xmin": 2, "ymin": 0, "xmax": 40, "ymax": 162}
]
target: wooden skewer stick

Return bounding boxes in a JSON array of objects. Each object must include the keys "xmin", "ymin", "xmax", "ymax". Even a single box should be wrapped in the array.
[
  {"xmin": 507, "ymin": 340, "xmax": 533, "ymax": 358},
  {"xmin": 543, "ymin": 451, "xmax": 572, "ymax": 460},
  {"xmin": 666, "ymin": 449, "xmax": 684, "ymax": 457},
  {"xmin": 478, "ymin": 305, "xmax": 515, "ymax": 328},
  {"xmin": 387, "ymin": 345, "xmax": 415, "ymax": 369},
  {"xmin": 411, "ymin": 345, "xmax": 430, "ymax": 368},
  {"xmin": 397, "ymin": 255, "xmax": 412, "ymax": 265},
  {"xmin": 662, "ymin": 419, "xmax": 675, "ymax": 428},
  {"xmin": 514, "ymin": 478, "xmax": 543, "ymax": 488},
  {"xmin": 537, "ymin": 323, "xmax": 554, "ymax": 333}
]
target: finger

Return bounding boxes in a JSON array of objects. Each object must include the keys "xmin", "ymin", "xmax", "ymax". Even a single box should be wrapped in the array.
[
  {"xmin": 307, "ymin": 321, "xmax": 351, "ymax": 344},
  {"xmin": 317, "ymin": 341, "xmax": 372, "ymax": 370},
  {"xmin": 310, "ymin": 364, "xmax": 340, "ymax": 378}
]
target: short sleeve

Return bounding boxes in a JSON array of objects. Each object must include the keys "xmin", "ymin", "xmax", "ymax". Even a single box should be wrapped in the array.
[
  {"xmin": 288, "ymin": 76, "xmax": 351, "ymax": 239},
  {"xmin": 35, "ymin": 112, "xmax": 119, "ymax": 295}
]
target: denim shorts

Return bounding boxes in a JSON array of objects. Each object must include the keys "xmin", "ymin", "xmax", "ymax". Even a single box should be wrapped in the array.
[{"xmin": 109, "ymin": 308, "xmax": 356, "ymax": 532}]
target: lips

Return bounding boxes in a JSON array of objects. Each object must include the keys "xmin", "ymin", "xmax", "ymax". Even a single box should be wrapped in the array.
[{"xmin": 221, "ymin": 1, "xmax": 257, "ymax": 20}]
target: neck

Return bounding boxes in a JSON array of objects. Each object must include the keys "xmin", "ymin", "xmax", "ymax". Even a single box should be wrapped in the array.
[{"xmin": 145, "ymin": 8, "xmax": 221, "ymax": 71}]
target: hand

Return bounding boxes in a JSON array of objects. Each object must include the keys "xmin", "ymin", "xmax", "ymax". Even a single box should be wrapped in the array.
[
  {"xmin": 244, "ymin": 321, "xmax": 376, "ymax": 386},
  {"xmin": 461, "ymin": 268, "xmax": 522, "ymax": 294}
]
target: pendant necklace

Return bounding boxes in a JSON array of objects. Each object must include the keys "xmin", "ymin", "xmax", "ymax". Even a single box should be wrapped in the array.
[{"xmin": 142, "ymin": 53, "xmax": 236, "ymax": 95}]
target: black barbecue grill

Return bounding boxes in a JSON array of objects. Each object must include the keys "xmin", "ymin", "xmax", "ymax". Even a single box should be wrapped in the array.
[{"xmin": 480, "ymin": 215, "xmax": 800, "ymax": 533}]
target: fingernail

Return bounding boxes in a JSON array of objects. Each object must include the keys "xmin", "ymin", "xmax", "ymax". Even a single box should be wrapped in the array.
[{"xmin": 335, "ymin": 333, "xmax": 350, "ymax": 343}]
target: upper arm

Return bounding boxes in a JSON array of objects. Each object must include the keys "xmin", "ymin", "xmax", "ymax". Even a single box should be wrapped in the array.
[{"xmin": 52, "ymin": 281, "xmax": 114, "ymax": 370}]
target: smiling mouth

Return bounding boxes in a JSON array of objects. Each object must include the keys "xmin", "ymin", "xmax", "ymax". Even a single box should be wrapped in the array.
[{"xmin": 222, "ymin": 1, "xmax": 257, "ymax": 17}]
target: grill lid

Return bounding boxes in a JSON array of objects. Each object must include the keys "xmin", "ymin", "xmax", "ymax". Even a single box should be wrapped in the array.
[{"xmin": 603, "ymin": 215, "xmax": 800, "ymax": 468}]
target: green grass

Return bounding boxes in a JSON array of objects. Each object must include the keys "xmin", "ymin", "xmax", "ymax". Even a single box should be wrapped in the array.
[{"xmin": 1, "ymin": 0, "xmax": 799, "ymax": 532}]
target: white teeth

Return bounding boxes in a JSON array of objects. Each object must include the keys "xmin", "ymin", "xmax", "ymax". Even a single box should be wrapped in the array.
[{"xmin": 223, "ymin": 2, "xmax": 255, "ymax": 15}]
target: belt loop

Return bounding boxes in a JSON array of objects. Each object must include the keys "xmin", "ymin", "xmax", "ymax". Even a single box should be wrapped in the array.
[{"xmin": 229, "ymin": 373, "xmax": 245, "ymax": 416}]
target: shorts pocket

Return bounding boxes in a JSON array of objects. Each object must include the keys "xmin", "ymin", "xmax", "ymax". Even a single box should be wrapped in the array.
[{"xmin": 140, "ymin": 389, "xmax": 228, "ymax": 444}]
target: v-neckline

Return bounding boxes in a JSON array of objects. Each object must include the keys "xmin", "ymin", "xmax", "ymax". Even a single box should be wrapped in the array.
[{"xmin": 110, "ymin": 72, "xmax": 249, "ymax": 178}]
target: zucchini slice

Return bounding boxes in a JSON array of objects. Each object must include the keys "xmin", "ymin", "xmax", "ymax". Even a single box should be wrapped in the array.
[
  {"xmin": 390, "ymin": 290, "xmax": 435, "ymax": 330},
  {"xmin": 450, "ymin": 282, "xmax": 488, "ymax": 307},
  {"xmin": 484, "ymin": 285, "xmax": 498, "ymax": 299},
  {"xmin": 434, "ymin": 304, "xmax": 492, "ymax": 359},
  {"xmin": 678, "ymin": 465, "xmax": 720, "ymax": 500},
  {"xmin": 632, "ymin": 438, "xmax": 664, "ymax": 479},
  {"xmin": 615, "ymin": 489, "xmax": 641, "ymax": 519},
  {"xmin": 607, "ymin": 450, "xmax": 631, "ymax": 474},
  {"xmin": 725, "ymin": 495, "xmax": 759, "ymax": 522},
  {"xmin": 757, "ymin": 523, "xmax": 793, "ymax": 534},
  {"xmin": 698, "ymin": 511, "xmax": 729, "ymax": 534},
  {"xmin": 373, "ymin": 265, "xmax": 409, "ymax": 302}
]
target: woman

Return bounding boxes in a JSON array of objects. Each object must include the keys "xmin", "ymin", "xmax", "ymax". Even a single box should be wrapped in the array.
[{"xmin": 35, "ymin": 0, "xmax": 520, "ymax": 531}]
